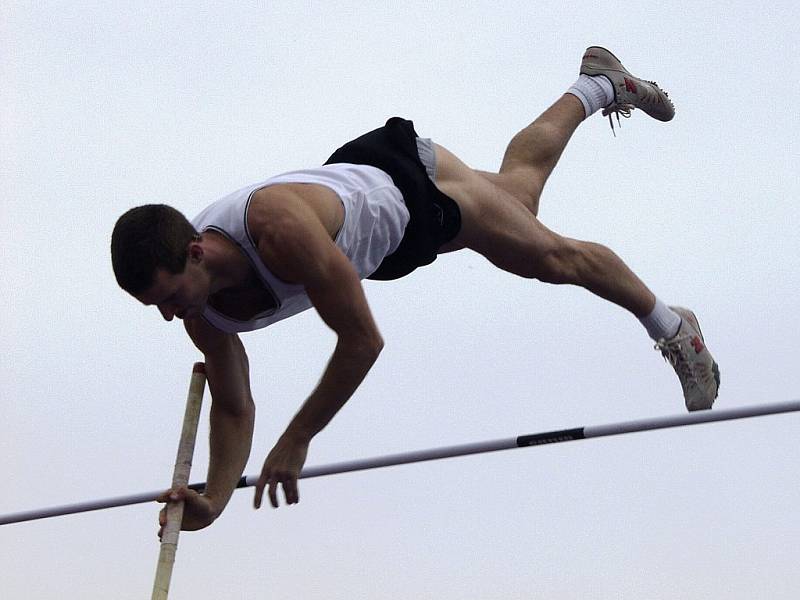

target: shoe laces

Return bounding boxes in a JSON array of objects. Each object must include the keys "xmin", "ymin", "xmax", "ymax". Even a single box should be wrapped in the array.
[
  {"xmin": 655, "ymin": 335, "xmax": 699, "ymax": 390},
  {"xmin": 601, "ymin": 104, "xmax": 632, "ymax": 136},
  {"xmin": 602, "ymin": 80, "xmax": 669, "ymax": 136}
]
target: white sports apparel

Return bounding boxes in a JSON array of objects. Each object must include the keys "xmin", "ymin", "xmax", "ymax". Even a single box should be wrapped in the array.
[{"xmin": 191, "ymin": 163, "xmax": 410, "ymax": 333}]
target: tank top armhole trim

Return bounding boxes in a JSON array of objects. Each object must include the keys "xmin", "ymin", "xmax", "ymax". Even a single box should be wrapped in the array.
[
  {"xmin": 243, "ymin": 187, "xmax": 262, "ymax": 249},
  {"xmin": 243, "ymin": 179, "xmax": 350, "ymax": 249}
]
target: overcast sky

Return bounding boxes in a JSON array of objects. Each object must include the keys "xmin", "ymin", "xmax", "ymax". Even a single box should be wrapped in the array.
[{"xmin": 2, "ymin": 2, "xmax": 799, "ymax": 599}]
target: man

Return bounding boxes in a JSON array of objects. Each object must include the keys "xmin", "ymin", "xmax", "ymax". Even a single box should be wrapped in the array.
[{"xmin": 111, "ymin": 47, "xmax": 720, "ymax": 534}]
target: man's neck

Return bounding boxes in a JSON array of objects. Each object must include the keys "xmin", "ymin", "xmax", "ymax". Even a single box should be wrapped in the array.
[{"xmin": 202, "ymin": 231, "xmax": 254, "ymax": 294}]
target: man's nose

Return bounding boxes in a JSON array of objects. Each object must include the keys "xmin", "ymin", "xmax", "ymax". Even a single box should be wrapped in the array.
[{"xmin": 158, "ymin": 305, "xmax": 175, "ymax": 321}]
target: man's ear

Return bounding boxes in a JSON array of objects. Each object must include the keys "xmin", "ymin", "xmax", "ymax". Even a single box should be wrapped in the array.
[{"xmin": 188, "ymin": 236, "xmax": 204, "ymax": 262}]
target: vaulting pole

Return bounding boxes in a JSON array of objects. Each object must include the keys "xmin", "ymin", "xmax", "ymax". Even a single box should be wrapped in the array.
[
  {"xmin": 1, "ymin": 399, "xmax": 798, "ymax": 527},
  {"xmin": 151, "ymin": 362, "xmax": 206, "ymax": 600}
]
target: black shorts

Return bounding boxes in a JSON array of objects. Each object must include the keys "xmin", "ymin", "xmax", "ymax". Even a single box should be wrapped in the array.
[{"xmin": 324, "ymin": 117, "xmax": 461, "ymax": 280}]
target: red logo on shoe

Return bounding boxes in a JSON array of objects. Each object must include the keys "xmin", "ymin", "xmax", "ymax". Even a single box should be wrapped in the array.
[
  {"xmin": 624, "ymin": 77, "xmax": 638, "ymax": 93},
  {"xmin": 690, "ymin": 336, "xmax": 705, "ymax": 354}
]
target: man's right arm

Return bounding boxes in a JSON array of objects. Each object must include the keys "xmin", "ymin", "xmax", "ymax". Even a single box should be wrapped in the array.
[{"xmin": 178, "ymin": 318, "xmax": 256, "ymax": 528}]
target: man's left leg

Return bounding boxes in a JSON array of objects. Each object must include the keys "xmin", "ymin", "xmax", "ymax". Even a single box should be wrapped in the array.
[
  {"xmin": 478, "ymin": 46, "xmax": 676, "ymax": 218},
  {"xmin": 477, "ymin": 94, "xmax": 584, "ymax": 217}
]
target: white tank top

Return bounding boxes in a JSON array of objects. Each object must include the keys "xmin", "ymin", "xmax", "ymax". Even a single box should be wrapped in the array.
[{"xmin": 191, "ymin": 163, "xmax": 410, "ymax": 333}]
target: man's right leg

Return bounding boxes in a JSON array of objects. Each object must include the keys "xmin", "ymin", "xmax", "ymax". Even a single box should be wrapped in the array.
[
  {"xmin": 438, "ymin": 143, "xmax": 655, "ymax": 316},
  {"xmin": 434, "ymin": 143, "xmax": 720, "ymax": 411}
]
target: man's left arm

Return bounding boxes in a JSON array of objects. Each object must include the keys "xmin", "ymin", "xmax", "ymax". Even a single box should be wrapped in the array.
[{"xmin": 251, "ymin": 200, "xmax": 384, "ymax": 509}]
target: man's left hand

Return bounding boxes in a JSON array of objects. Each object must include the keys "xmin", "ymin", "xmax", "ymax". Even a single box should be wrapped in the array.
[{"xmin": 254, "ymin": 431, "xmax": 310, "ymax": 509}]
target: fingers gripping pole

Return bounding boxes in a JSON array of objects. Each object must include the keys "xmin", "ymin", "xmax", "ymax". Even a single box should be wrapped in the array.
[{"xmin": 151, "ymin": 362, "xmax": 206, "ymax": 600}]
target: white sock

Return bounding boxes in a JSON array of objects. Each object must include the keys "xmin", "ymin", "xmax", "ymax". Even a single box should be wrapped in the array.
[
  {"xmin": 567, "ymin": 74, "xmax": 615, "ymax": 118},
  {"xmin": 639, "ymin": 297, "xmax": 682, "ymax": 341}
]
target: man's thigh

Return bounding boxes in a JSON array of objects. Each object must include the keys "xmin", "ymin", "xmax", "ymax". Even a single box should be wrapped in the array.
[{"xmin": 433, "ymin": 143, "xmax": 561, "ymax": 273}]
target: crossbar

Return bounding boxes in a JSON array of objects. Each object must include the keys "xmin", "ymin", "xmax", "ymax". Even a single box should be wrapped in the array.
[{"xmin": 2, "ymin": 399, "xmax": 798, "ymax": 526}]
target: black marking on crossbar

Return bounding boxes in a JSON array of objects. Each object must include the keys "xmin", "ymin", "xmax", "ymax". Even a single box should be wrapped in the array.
[{"xmin": 516, "ymin": 427, "xmax": 585, "ymax": 447}]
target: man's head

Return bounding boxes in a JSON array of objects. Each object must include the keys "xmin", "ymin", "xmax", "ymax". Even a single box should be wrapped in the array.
[{"xmin": 111, "ymin": 204, "xmax": 210, "ymax": 320}]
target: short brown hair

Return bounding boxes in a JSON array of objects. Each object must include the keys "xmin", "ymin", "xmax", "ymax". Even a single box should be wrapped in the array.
[{"xmin": 111, "ymin": 204, "xmax": 197, "ymax": 295}]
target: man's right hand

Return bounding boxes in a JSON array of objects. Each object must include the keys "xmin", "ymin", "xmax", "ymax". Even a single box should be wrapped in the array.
[{"xmin": 156, "ymin": 486, "xmax": 219, "ymax": 538}]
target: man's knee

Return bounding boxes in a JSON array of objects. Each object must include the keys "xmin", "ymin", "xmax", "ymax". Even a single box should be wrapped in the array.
[{"xmin": 478, "ymin": 169, "xmax": 542, "ymax": 216}]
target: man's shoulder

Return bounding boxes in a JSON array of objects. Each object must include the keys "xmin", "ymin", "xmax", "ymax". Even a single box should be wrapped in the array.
[
  {"xmin": 248, "ymin": 184, "xmax": 340, "ymax": 245},
  {"xmin": 248, "ymin": 186, "xmax": 310, "ymax": 235}
]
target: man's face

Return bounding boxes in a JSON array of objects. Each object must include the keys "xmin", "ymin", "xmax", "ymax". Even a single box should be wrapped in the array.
[{"xmin": 135, "ymin": 263, "xmax": 209, "ymax": 322}]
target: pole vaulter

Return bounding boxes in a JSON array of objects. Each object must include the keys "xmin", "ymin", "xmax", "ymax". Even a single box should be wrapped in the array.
[{"xmin": 2, "ymin": 399, "xmax": 798, "ymax": 527}]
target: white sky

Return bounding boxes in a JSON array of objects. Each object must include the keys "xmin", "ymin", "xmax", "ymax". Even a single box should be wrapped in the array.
[{"xmin": 2, "ymin": 2, "xmax": 799, "ymax": 599}]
